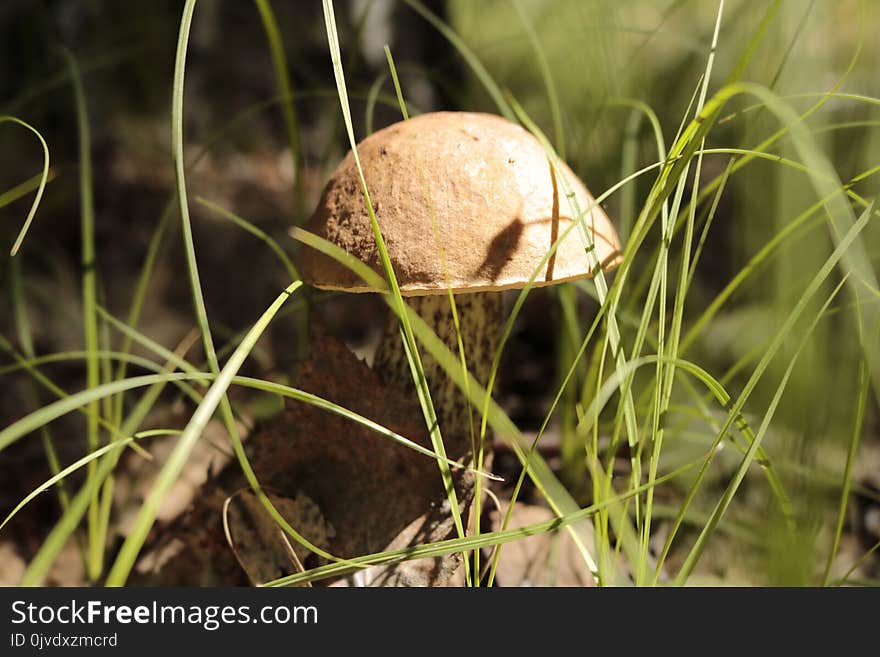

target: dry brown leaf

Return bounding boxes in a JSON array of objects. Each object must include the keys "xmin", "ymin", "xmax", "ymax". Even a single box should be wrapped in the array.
[
  {"xmin": 134, "ymin": 326, "xmax": 471, "ymax": 586},
  {"xmin": 223, "ymin": 490, "xmax": 335, "ymax": 586},
  {"xmin": 489, "ymin": 502, "xmax": 595, "ymax": 587}
]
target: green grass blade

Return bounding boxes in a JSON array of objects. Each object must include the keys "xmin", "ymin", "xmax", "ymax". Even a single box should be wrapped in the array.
[
  {"xmin": 52, "ymin": 48, "xmax": 103, "ymax": 578},
  {"xmin": 0, "ymin": 116, "xmax": 50, "ymax": 255},
  {"xmin": 292, "ymin": 152, "xmax": 678, "ymax": 581},
  {"xmin": 640, "ymin": 0, "xmax": 726, "ymax": 585},
  {"xmin": 383, "ymin": 46, "xmax": 409, "ymax": 121},
  {"xmin": 0, "ymin": 438, "xmax": 134, "ymax": 533},
  {"xmin": 320, "ymin": 0, "xmax": 470, "ymax": 583},
  {"xmin": 822, "ymin": 359, "xmax": 869, "ymax": 585},
  {"xmin": 164, "ymin": 0, "xmax": 296, "ymax": 582},
  {"xmin": 509, "ymin": 97, "xmax": 642, "ymax": 574},
  {"xmin": 194, "ymin": 196, "xmax": 300, "ymax": 281},
  {"xmin": 9, "ymin": 254, "xmax": 73, "ymax": 526},
  {"xmin": 253, "ymin": 0, "xmax": 303, "ymax": 215}
]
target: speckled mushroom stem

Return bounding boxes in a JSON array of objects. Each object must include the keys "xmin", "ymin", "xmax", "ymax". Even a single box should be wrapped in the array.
[{"xmin": 373, "ymin": 292, "xmax": 503, "ymax": 464}]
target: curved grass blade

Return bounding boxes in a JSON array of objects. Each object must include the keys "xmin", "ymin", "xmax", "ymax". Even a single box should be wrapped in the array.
[
  {"xmin": 194, "ymin": 196, "xmax": 300, "ymax": 282},
  {"xmin": 0, "ymin": 116, "xmax": 50, "ymax": 256},
  {"xmin": 1, "ymin": 435, "xmax": 148, "ymax": 533},
  {"xmin": 511, "ymin": 0, "xmax": 564, "ymax": 157}
]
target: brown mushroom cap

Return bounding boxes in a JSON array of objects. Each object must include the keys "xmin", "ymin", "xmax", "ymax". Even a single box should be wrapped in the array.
[{"xmin": 298, "ymin": 111, "xmax": 622, "ymax": 295}]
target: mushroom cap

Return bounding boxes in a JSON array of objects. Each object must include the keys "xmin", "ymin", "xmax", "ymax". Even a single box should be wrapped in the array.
[{"xmin": 298, "ymin": 111, "xmax": 622, "ymax": 295}]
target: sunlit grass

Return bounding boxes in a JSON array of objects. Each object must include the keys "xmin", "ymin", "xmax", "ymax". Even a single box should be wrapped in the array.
[{"xmin": 1, "ymin": 0, "xmax": 878, "ymax": 587}]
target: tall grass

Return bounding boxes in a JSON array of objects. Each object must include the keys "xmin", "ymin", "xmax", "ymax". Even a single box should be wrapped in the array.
[{"xmin": 1, "ymin": 0, "xmax": 878, "ymax": 586}]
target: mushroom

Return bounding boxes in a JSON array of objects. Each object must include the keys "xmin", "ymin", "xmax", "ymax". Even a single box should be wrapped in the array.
[{"xmin": 297, "ymin": 111, "xmax": 621, "ymax": 463}]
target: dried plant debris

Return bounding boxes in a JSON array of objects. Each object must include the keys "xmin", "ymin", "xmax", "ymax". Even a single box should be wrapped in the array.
[
  {"xmin": 488, "ymin": 502, "xmax": 595, "ymax": 587},
  {"xmin": 223, "ymin": 490, "xmax": 336, "ymax": 586},
  {"xmin": 331, "ymin": 498, "xmax": 468, "ymax": 588},
  {"xmin": 134, "ymin": 327, "xmax": 473, "ymax": 586}
]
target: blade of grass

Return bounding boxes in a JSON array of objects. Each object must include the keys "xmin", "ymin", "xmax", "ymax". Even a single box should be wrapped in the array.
[
  {"xmin": 0, "ymin": 116, "xmax": 50, "ymax": 256},
  {"xmin": 160, "ymin": 0, "xmax": 313, "ymax": 584},
  {"xmin": 640, "ymin": 0, "xmax": 726, "ymax": 585},
  {"xmin": 626, "ymin": 79, "xmax": 880, "ymax": 405},
  {"xmin": 384, "ymin": 43, "xmax": 489, "ymax": 581},
  {"xmin": 320, "ymin": 0, "xmax": 471, "ymax": 583},
  {"xmin": 674, "ymin": 274, "xmax": 848, "ymax": 583},
  {"xmin": 9, "ymin": 256, "xmax": 74, "ymax": 534},
  {"xmin": 679, "ymin": 160, "xmax": 880, "ymax": 353},
  {"xmin": 834, "ymin": 539, "xmax": 880, "ymax": 586},
  {"xmin": 0, "ymin": 348, "xmax": 205, "ymax": 407},
  {"xmin": 743, "ymin": 84, "xmax": 880, "ymax": 406},
  {"xmin": 383, "ymin": 46, "xmax": 409, "ymax": 121},
  {"xmin": 57, "ymin": 46, "xmax": 103, "ymax": 580},
  {"xmin": 822, "ymin": 358, "xmax": 869, "ymax": 585},
  {"xmin": 1, "ymin": 438, "xmax": 134, "ymax": 533},
  {"xmin": 254, "ymin": 0, "xmax": 303, "ymax": 216},
  {"xmin": 509, "ymin": 96, "xmax": 644, "ymax": 573},
  {"xmin": 0, "ymin": 366, "xmax": 484, "ymax": 481},
  {"xmin": 194, "ymin": 196, "xmax": 300, "ymax": 281}
]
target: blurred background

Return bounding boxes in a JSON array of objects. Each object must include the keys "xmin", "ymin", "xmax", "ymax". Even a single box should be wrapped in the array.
[{"xmin": 1, "ymin": 0, "xmax": 878, "ymax": 585}]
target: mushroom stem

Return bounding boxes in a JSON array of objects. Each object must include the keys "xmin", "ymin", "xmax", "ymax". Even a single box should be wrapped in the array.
[{"xmin": 373, "ymin": 291, "xmax": 503, "ymax": 462}]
